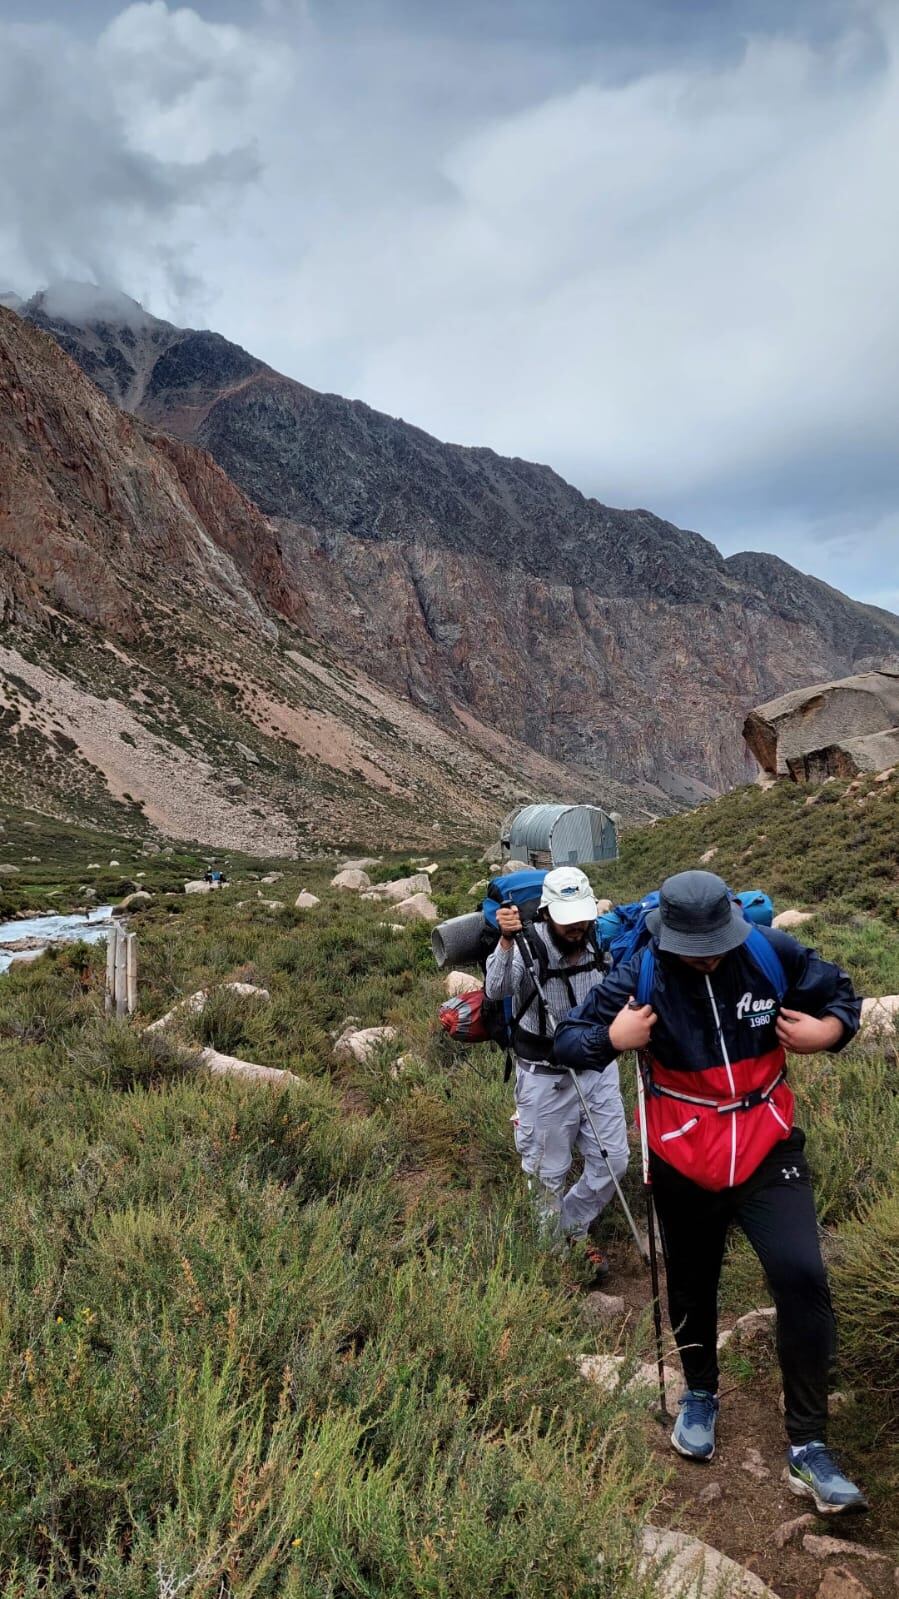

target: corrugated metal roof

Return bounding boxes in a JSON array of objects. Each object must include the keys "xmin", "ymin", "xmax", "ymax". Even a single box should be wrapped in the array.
[{"xmin": 505, "ymin": 803, "xmax": 617, "ymax": 863}]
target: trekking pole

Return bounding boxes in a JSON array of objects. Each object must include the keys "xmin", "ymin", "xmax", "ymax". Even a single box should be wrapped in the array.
[
  {"xmin": 512, "ymin": 930, "xmax": 648, "ymax": 1264},
  {"xmin": 633, "ymin": 1022, "xmax": 669, "ymax": 1420}
]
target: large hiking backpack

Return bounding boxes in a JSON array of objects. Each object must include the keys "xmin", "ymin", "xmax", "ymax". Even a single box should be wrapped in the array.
[
  {"xmin": 734, "ymin": 890, "xmax": 774, "ymax": 927},
  {"xmin": 634, "ymin": 925, "xmax": 787, "ymax": 1006},
  {"xmin": 437, "ymin": 921, "xmax": 549, "ymax": 1056},
  {"xmin": 482, "ymin": 868, "xmax": 547, "ymax": 931},
  {"xmin": 599, "ymin": 886, "xmax": 775, "ymax": 972},
  {"xmin": 596, "ymin": 892, "xmax": 660, "ymax": 969},
  {"xmin": 438, "ymin": 871, "xmax": 549, "ymax": 1056}
]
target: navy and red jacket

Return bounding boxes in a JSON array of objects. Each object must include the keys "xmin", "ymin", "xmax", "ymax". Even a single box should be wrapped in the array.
[{"xmin": 553, "ymin": 928, "xmax": 861, "ymax": 1191}]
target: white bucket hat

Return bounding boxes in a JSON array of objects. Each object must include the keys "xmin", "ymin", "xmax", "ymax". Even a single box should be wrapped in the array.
[{"xmin": 539, "ymin": 866, "xmax": 598, "ymax": 926}]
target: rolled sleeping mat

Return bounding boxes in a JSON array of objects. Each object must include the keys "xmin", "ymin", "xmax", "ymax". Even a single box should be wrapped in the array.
[{"xmin": 431, "ymin": 911, "xmax": 486, "ymax": 971}]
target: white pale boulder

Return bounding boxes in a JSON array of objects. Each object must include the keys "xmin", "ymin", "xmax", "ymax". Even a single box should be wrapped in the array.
[
  {"xmin": 333, "ymin": 1025, "xmax": 399, "ymax": 1064},
  {"xmin": 772, "ymin": 908, "xmax": 815, "ymax": 929},
  {"xmin": 444, "ymin": 970, "xmax": 483, "ymax": 996},
  {"xmin": 331, "ymin": 867, "xmax": 371, "ymax": 891},
  {"xmin": 394, "ymin": 893, "xmax": 439, "ymax": 923}
]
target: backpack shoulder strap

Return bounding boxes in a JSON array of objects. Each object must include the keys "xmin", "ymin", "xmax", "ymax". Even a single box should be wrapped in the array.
[
  {"xmin": 636, "ymin": 945, "xmax": 655, "ymax": 1007},
  {"xmin": 745, "ymin": 927, "xmax": 787, "ymax": 1000}
]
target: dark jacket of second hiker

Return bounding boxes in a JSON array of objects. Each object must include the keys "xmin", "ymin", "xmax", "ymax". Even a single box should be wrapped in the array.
[{"xmin": 554, "ymin": 927, "xmax": 861, "ymax": 1191}]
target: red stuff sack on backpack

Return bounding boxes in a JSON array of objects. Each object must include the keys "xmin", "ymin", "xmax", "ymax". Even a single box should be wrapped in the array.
[{"xmin": 438, "ymin": 989, "xmax": 493, "ymax": 1044}]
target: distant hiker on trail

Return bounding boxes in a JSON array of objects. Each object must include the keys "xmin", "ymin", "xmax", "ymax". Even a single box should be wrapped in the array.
[
  {"xmin": 554, "ymin": 869, "xmax": 868, "ymax": 1516},
  {"xmin": 484, "ymin": 866, "xmax": 627, "ymax": 1282}
]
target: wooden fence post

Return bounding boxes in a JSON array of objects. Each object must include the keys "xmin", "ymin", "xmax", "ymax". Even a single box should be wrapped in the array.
[
  {"xmin": 105, "ymin": 924, "xmax": 138, "ymax": 1017},
  {"xmin": 114, "ymin": 925, "xmax": 128, "ymax": 1017},
  {"xmin": 105, "ymin": 924, "xmax": 117, "ymax": 1015},
  {"xmin": 125, "ymin": 932, "xmax": 137, "ymax": 1016}
]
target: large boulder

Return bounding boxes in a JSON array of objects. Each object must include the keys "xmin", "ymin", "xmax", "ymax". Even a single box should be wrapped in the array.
[
  {"xmin": 363, "ymin": 872, "xmax": 431, "ymax": 902},
  {"xmin": 184, "ymin": 879, "xmax": 213, "ymax": 894},
  {"xmin": 333, "ymin": 1024, "xmax": 398, "ymax": 1064},
  {"xmin": 394, "ymin": 893, "xmax": 439, "ymax": 923},
  {"xmin": 331, "ymin": 867, "xmax": 371, "ymax": 891},
  {"xmin": 743, "ymin": 670, "xmax": 899, "ymax": 782},
  {"xmin": 859, "ymin": 995, "xmax": 899, "ymax": 1035},
  {"xmin": 639, "ymin": 1526, "xmax": 779, "ymax": 1598},
  {"xmin": 114, "ymin": 890, "xmax": 154, "ymax": 914}
]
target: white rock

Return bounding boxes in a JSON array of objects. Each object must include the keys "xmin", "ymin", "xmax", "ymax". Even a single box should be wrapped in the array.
[
  {"xmin": 504, "ymin": 859, "xmax": 529, "ymax": 873},
  {"xmin": 184, "ymin": 879, "xmax": 213, "ymax": 894},
  {"xmin": 859, "ymin": 995, "xmax": 899, "ymax": 1034},
  {"xmin": 873, "ymin": 766, "xmax": 895, "ymax": 783},
  {"xmin": 200, "ymin": 1048, "xmax": 298, "ymax": 1088},
  {"xmin": 444, "ymin": 970, "xmax": 483, "ymax": 996},
  {"xmin": 114, "ymin": 891, "xmax": 153, "ymax": 913},
  {"xmin": 341, "ymin": 857, "xmax": 381, "ymax": 870},
  {"xmin": 700, "ymin": 847, "xmax": 718, "ymax": 864},
  {"xmin": 260, "ymin": 872, "xmax": 283, "ymax": 884},
  {"xmin": 394, "ymin": 893, "xmax": 439, "ymax": 922},
  {"xmin": 640, "ymin": 1527, "xmax": 779, "ymax": 1598},
  {"xmin": 333, "ymin": 1025, "xmax": 398, "ymax": 1064},
  {"xmin": 364, "ymin": 872, "xmax": 431, "ymax": 902},
  {"xmin": 109, "ymin": 859, "xmax": 119, "ymax": 867},
  {"xmin": 254, "ymin": 899, "xmax": 285, "ymax": 911},
  {"xmin": 772, "ymin": 908, "xmax": 815, "ymax": 929},
  {"xmin": 579, "ymin": 1353, "xmax": 679, "ymax": 1399},
  {"xmin": 87, "ymin": 863, "xmax": 101, "ymax": 870},
  {"xmin": 467, "ymin": 880, "xmax": 488, "ymax": 896},
  {"xmin": 698, "ymin": 1482, "xmax": 723, "ymax": 1504},
  {"xmin": 331, "ymin": 868, "xmax": 371, "ymax": 891},
  {"xmin": 773, "ymin": 1514, "xmax": 815, "ymax": 1549},
  {"xmin": 421, "ymin": 862, "xmax": 439, "ymax": 874},
  {"xmin": 147, "ymin": 982, "xmax": 270, "ymax": 1033},
  {"xmin": 0, "ymin": 865, "xmax": 20, "ymax": 874},
  {"xmin": 294, "ymin": 891, "xmax": 321, "ymax": 909},
  {"xmin": 801, "ymin": 1535, "xmax": 888, "ymax": 1564}
]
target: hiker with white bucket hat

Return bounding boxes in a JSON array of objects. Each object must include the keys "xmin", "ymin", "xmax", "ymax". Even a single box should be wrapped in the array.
[{"xmin": 484, "ymin": 866, "xmax": 627, "ymax": 1281}]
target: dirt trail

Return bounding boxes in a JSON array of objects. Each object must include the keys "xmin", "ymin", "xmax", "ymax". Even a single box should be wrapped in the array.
[{"xmin": 607, "ymin": 1247, "xmax": 896, "ymax": 1599}]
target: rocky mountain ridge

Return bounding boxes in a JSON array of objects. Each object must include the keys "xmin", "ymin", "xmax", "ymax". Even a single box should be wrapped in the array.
[
  {"xmin": 1, "ymin": 306, "xmax": 648, "ymax": 851},
  {"xmin": 20, "ymin": 284, "xmax": 899, "ymax": 798}
]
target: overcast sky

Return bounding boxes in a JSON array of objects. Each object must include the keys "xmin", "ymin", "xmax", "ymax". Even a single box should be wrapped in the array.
[{"xmin": 1, "ymin": 0, "xmax": 897, "ymax": 611}]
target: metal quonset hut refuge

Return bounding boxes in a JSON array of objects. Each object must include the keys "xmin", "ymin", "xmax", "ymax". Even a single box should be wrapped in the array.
[{"xmin": 502, "ymin": 803, "xmax": 618, "ymax": 868}]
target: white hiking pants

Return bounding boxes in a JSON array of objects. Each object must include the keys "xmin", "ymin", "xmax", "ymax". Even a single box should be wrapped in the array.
[{"xmin": 513, "ymin": 1063, "xmax": 629, "ymax": 1240}]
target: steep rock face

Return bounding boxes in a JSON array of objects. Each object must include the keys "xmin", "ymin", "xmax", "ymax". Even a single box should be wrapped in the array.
[
  {"xmin": 2, "ymin": 307, "xmax": 642, "ymax": 850},
  {"xmin": 743, "ymin": 669, "xmax": 899, "ymax": 780},
  {"xmin": 0, "ymin": 308, "xmax": 293, "ymax": 638},
  {"xmin": 21, "ymin": 287, "xmax": 899, "ymax": 792}
]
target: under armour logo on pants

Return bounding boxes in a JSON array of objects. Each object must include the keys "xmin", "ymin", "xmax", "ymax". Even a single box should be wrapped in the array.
[{"xmin": 782, "ymin": 1166, "xmax": 801, "ymax": 1181}]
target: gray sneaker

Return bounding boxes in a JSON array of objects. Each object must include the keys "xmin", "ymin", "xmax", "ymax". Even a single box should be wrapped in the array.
[
  {"xmin": 787, "ymin": 1442, "xmax": 869, "ymax": 1515},
  {"xmin": 671, "ymin": 1389, "xmax": 719, "ymax": 1461}
]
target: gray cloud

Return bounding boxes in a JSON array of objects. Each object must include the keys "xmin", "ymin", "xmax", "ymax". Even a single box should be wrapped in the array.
[{"xmin": 0, "ymin": 0, "xmax": 897, "ymax": 610}]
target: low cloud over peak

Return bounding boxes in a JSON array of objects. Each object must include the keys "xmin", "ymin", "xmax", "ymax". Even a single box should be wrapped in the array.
[{"xmin": 2, "ymin": 0, "xmax": 897, "ymax": 611}]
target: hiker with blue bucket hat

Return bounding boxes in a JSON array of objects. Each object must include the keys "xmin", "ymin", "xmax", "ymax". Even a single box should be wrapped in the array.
[
  {"xmin": 484, "ymin": 866, "xmax": 627, "ymax": 1282},
  {"xmin": 554, "ymin": 869, "xmax": 868, "ymax": 1515}
]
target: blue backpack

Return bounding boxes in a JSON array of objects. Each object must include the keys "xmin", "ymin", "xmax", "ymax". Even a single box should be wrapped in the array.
[
  {"xmin": 734, "ymin": 890, "xmax": 774, "ymax": 927},
  {"xmin": 482, "ymin": 869, "xmax": 547, "ymax": 929},
  {"xmin": 635, "ymin": 926, "xmax": 786, "ymax": 1006},
  {"xmin": 597, "ymin": 892, "xmax": 660, "ymax": 968}
]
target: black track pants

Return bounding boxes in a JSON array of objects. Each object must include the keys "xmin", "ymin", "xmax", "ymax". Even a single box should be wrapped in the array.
[{"xmin": 651, "ymin": 1129, "xmax": 835, "ymax": 1445}]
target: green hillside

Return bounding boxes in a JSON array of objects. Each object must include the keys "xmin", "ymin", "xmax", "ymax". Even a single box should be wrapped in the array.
[{"xmin": 0, "ymin": 772, "xmax": 896, "ymax": 1594}]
